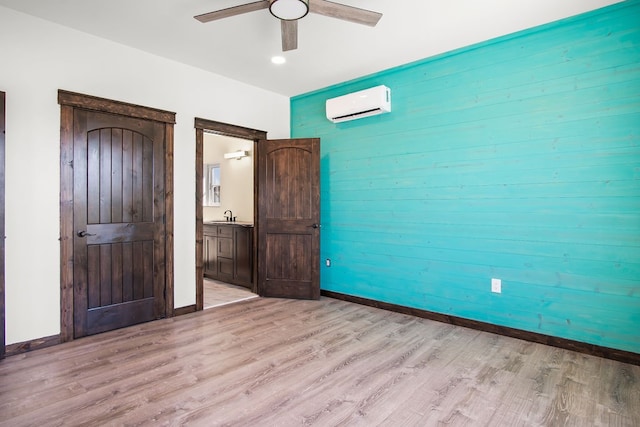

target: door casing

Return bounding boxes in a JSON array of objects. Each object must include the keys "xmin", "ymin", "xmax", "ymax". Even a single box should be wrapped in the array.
[{"xmin": 59, "ymin": 90, "xmax": 176, "ymax": 342}]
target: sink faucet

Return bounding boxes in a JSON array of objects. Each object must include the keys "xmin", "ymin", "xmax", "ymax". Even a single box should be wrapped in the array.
[{"xmin": 224, "ymin": 210, "xmax": 237, "ymax": 222}]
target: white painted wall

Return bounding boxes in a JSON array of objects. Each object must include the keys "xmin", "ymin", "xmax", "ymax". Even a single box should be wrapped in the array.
[
  {"xmin": 203, "ymin": 134, "xmax": 254, "ymax": 223},
  {"xmin": 0, "ymin": 6, "xmax": 290, "ymax": 345}
]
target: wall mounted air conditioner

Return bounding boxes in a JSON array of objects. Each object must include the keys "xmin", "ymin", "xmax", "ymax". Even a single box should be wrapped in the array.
[{"xmin": 326, "ymin": 85, "xmax": 391, "ymax": 123}]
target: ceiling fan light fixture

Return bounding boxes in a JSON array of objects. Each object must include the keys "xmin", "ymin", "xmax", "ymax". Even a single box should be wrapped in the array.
[{"xmin": 269, "ymin": 0, "xmax": 309, "ymax": 21}]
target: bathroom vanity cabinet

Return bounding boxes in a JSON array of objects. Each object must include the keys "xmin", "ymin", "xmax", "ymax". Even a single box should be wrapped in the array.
[{"xmin": 203, "ymin": 223, "xmax": 253, "ymax": 288}]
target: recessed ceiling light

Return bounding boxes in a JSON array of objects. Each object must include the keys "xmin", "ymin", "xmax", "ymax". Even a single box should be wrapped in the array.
[{"xmin": 271, "ymin": 56, "xmax": 286, "ymax": 65}]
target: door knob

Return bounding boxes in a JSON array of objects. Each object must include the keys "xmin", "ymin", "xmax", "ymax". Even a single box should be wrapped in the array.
[
  {"xmin": 310, "ymin": 223, "xmax": 320, "ymax": 229},
  {"xmin": 77, "ymin": 230, "xmax": 96, "ymax": 238}
]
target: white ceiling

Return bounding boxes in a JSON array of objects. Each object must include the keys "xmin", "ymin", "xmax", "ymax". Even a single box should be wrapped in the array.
[{"xmin": 0, "ymin": 0, "xmax": 623, "ymax": 97}]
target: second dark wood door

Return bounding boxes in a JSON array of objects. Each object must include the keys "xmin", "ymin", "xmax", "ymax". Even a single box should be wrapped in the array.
[
  {"xmin": 257, "ymin": 138, "xmax": 320, "ymax": 299},
  {"xmin": 0, "ymin": 91, "xmax": 5, "ymax": 359},
  {"xmin": 73, "ymin": 109, "xmax": 167, "ymax": 337}
]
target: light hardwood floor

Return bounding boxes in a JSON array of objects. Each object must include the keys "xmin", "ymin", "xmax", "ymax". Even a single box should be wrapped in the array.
[
  {"xmin": 203, "ymin": 278, "xmax": 258, "ymax": 309},
  {"xmin": 0, "ymin": 297, "xmax": 638, "ymax": 426}
]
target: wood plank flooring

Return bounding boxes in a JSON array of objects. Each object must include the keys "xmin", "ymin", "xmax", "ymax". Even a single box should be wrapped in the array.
[
  {"xmin": 0, "ymin": 297, "xmax": 638, "ymax": 426},
  {"xmin": 203, "ymin": 278, "xmax": 257, "ymax": 309}
]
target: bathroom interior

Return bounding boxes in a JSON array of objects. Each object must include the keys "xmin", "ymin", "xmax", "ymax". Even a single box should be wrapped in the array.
[{"xmin": 202, "ymin": 132, "xmax": 258, "ymax": 308}]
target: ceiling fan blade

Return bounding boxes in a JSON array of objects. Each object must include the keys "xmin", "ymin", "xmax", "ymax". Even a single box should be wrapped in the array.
[
  {"xmin": 310, "ymin": 0, "xmax": 382, "ymax": 27},
  {"xmin": 194, "ymin": 1, "xmax": 270, "ymax": 23},
  {"xmin": 281, "ymin": 20, "xmax": 298, "ymax": 51}
]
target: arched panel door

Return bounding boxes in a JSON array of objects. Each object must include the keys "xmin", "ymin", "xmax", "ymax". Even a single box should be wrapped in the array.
[
  {"xmin": 72, "ymin": 109, "xmax": 167, "ymax": 337},
  {"xmin": 257, "ymin": 138, "xmax": 320, "ymax": 299}
]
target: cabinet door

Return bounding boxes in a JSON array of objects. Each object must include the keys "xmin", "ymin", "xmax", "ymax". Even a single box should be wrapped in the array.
[
  {"xmin": 218, "ymin": 257, "xmax": 234, "ymax": 280},
  {"xmin": 203, "ymin": 234, "xmax": 217, "ymax": 278},
  {"xmin": 234, "ymin": 227, "xmax": 253, "ymax": 286},
  {"xmin": 217, "ymin": 237, "xmax": 233, "ymax": 259},
  {"xmin": 217, "ymin": 227, "xmax": 234, "ymax": 280}
]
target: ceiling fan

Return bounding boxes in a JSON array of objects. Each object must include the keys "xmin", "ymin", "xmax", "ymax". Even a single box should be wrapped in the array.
[{"xmin": 194, "ymin": 0, "xmax": 382, "ymax": 52}]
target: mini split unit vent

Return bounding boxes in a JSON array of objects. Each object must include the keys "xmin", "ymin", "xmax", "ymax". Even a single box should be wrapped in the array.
[{"xmin": 326, "ymin": 85, "xmax": 391, "ymax": 123}]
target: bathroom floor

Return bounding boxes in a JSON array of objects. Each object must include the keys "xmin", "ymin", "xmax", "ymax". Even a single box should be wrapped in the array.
[{"xmin": 203, "ymin": 278, "xmax": 258, "ymax": 309}]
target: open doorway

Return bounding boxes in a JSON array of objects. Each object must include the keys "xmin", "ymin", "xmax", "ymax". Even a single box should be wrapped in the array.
[
  {"xmin": 202, "ymin": 132, "xmax": 257, "ymax": 308},
  {"xmin": 194, "ymin": 118, "xmax": 266, "ymax": 311}
]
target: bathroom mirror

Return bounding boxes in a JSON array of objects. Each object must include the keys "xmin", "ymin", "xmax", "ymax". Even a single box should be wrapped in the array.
[{"xmin": 203, "ymin": 163, "xmax": 221, "ymax": 206}]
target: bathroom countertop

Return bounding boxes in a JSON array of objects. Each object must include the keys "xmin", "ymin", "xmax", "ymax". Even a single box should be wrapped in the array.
[{"xmin": 203, "ymin": 220, "xmax": 254, "ymax": 227}]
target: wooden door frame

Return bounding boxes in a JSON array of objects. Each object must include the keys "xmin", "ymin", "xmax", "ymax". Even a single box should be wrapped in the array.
[
  {"xmin": 0, "ymin": 91, "xmax": 5, "ymax": 358},
  {"xmin": 194, "ymin": 118, "xmax": 266, "ymax": 311},
  {"xmin": 59, "ymin": 90, "xmax": 176, "ymax": 342}
]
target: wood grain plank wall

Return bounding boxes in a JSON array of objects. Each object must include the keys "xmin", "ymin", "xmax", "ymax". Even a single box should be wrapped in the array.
[{"xmin": 291, "ymin": 1, "xmax": 640, "ymax": 354}]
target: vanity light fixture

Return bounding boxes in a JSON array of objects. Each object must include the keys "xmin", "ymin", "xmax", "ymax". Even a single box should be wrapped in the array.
[
  {"xmin": 269, "ymin": 0, "xmax": 309, "ymax": 21},
  {"xmin": 224, "ymin": 150, "xmax": 249, "ymax": 160}
]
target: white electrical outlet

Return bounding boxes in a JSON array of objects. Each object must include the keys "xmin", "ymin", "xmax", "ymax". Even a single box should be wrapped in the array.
[
  {"xmin": 491, "ymin": 278, "xmax": 502, "ymax": 293},
  {"xmin": 326, "ymin": 258, "xmax": 331, "ymax": 267}
]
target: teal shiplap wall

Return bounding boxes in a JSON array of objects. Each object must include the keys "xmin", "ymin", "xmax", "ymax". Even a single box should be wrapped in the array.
[{"xmin": 291, "ymin": 1, "xmax": 640, "ymax": 353}]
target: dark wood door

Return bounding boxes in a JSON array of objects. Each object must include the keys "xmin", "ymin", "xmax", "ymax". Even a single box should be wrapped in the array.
[
  {"xmin": 0, "ymin": 91, "xmax": 5, "ymax": 359},
  {"xmin": 257, "ymin": 138, "xmax": 320, "ymax": 299},
  {"xmin": 73, "ymin": 109, "xmax": 166, "ymax": 337}
]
